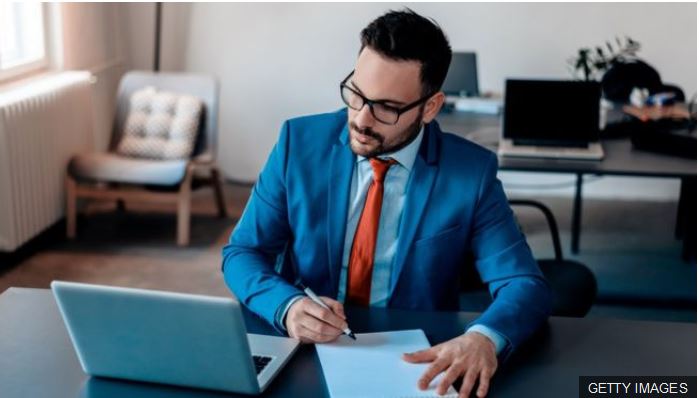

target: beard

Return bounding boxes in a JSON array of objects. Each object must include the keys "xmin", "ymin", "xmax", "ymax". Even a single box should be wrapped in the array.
[{"xmin": 348, "ymin": 109, "xmax": 424, "ymax": 158}]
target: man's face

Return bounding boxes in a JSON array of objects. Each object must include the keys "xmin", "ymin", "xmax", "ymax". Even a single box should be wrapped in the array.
[{"xmin": 346, "ymin": 48, "xmax": 428, "ymax": 158}]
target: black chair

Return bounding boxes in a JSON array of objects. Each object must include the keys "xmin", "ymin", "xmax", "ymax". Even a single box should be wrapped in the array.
[{"xmin": 460, "ymin": 200, "xmax": 597, "ymax": 317}]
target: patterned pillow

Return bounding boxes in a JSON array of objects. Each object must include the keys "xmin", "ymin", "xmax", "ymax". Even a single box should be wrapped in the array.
[{"xmin": 116, "ymin": 86, "xmax": 203, "ymax": 160}]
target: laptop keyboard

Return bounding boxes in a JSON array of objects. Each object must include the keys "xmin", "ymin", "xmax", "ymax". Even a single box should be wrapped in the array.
[
  {"xmin": 253, "ymin": 355, "xmax": 273, "ymax": 375},
  {"xmin": 499, "ymin": 139, "xmax": 604, "ymax": 160},
  {"xmin": 533, "ymin": 145, "xmax": 589, "ymax": 153}
]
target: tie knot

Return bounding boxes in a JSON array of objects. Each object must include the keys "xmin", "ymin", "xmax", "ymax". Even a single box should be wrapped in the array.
[{"xmin": 369, "ymin": 158, "xmax": 397, "ymax": 183}]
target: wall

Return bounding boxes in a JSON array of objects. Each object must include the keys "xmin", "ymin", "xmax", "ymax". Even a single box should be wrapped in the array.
[
  {"xmin": 120, "ymin": 3, "xmax": 157, "ymax": 72},
  {"xmin": 60, "ymin": 3, "xmax": 128, "ymax": 151},
  {"xmin": 61, "ymin": 3, "xmax": 161, "ymax": 152},
  {"xmin": 155, "ymin": 3, "xmax": 697, "ymax": 199}
]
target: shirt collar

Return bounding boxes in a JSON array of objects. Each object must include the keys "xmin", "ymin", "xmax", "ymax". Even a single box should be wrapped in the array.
[{"xmin": 357, "ymin": 126, "xmax": 424, "ymax": 172}]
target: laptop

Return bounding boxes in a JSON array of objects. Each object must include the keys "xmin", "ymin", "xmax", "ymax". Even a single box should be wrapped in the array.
[
  {"xmin": 442, "ymin": 52, "xmax": 479, "ymax": 98},
  {"xmin": 51, "ymin": 281, "xmax": 299, "ymax": 394},
  {"xmin": 498, "ymin": 79, "xmax": 605, "ymax": 160}
]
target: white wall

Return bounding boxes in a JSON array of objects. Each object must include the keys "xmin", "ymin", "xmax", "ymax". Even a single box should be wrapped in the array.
[
  {"xmin": 61, "ymin": 2, "xmax": 160, "ymax": 152},
  {"xmin": 154, "ymin": 3, "xmax": 695, "ymax": 199},
  {"xmin": 60, "ymin": 3, "xmax": 129, "ymax": 151},
  {"xmin": 121, "ymin": 3, "xmax": 157, "ymax": 71}
]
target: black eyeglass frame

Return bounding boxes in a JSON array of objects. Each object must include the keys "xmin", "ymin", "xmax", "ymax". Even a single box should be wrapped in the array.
[{"xmin": 339, "ymin": 70, "xmax": 435, "ymax": 125}]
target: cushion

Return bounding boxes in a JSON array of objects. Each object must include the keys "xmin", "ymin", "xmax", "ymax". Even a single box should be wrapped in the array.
[
  {"xmin": 69, "ymin": 152, "xmax": 188, "ymax": 186},
  {"xmin": 116, "ymin": 86, "xmax": 202, "ymax": 160}
]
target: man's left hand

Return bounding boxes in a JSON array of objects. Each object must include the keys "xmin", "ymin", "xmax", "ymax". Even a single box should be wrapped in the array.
[{"xmin": 402, "ymin": 332, "xmax": 498, "ymax": 398}]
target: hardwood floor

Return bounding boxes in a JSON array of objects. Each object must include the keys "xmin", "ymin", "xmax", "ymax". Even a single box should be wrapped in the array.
[{"xmin": 0, "ymin": 182, "xmax": 694, "ymax": 322}]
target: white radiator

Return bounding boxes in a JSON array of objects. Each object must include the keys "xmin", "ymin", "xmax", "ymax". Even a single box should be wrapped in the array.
[{"xmin": 0, "ymin": 72, "xmax": 94, "ymax": 251}]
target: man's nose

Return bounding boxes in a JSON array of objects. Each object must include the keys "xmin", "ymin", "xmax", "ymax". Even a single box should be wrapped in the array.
[{"xmin": 354, "ymin": 103, "xmax": 376, "ymax": 129}]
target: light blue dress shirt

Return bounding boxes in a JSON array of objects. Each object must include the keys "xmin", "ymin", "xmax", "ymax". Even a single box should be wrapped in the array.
[
  {"xmin": 278, "ymin": 127, "xmax": 505, "ymax": 354},
  {"xmin": 335, "ymin": 130, "xmax": 422, "ymax": 306}
]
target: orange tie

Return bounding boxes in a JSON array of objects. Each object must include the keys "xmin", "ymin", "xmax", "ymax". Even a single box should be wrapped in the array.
[{"xmin": 346, "ymin": 157, "xmax": 397, "ymax": 306}]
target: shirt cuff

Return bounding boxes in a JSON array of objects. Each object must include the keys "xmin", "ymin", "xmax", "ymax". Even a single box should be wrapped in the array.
[
  {"xmin": 466, "ymin": 324, "xmax": 507, "ymax": 355},
  {"xmin": 275, "ymin": 294, "xmax": 305, "ymax": 332}
]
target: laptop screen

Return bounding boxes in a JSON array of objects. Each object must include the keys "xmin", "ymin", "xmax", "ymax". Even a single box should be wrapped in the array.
[
  {"xmin": 442, "ymin": 52, "xmax": 479, "ymax": 97},
  {"xmin": 503, "ymin": 79, "xmax": 601, "ymax": 145}
]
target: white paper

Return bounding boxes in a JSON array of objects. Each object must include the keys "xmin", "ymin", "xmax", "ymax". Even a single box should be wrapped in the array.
[{"xmin": 315, "ymin": 329, "xmax": 458, "ymax": 398}]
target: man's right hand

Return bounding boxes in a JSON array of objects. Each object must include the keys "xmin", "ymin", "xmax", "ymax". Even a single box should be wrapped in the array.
[{"xmin": 285, "ymin": 296, "xmax": 348, "ymax": 343}]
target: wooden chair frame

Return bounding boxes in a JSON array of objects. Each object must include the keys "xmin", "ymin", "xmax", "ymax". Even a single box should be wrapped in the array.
[{"xmin": 66, "ymin": 160, "xmax": 226, "ymax": 246}]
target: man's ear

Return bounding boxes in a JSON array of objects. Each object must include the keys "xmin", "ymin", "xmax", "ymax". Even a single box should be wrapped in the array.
[{"xmin": 421, "ymin": 92, "xmax": 445, "ymax": 124}]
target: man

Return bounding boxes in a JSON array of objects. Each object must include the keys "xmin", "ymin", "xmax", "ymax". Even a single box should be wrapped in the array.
[{"xmin": 222, "ymin": 9, "xmax": 551, "ymax": 398}]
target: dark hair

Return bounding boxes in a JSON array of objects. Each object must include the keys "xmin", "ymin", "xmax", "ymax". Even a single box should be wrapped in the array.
[{"xmin": 360, "ymin": 9, "xmax": 452, "ymax": 96}]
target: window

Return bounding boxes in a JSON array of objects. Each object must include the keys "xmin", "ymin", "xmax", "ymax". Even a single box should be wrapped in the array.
[{"xmin": 0, "ymin": 2, "xmax": 48, "ymax": 81}]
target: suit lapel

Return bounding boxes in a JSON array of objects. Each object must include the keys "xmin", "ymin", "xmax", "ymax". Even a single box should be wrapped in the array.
[
  {"xmin": 389, "ymin": 121, "xmax": 441, "ymax": 297},
  {"xmin": 327, "ymin": 124, "xmax": 355, "ymax": 296}
]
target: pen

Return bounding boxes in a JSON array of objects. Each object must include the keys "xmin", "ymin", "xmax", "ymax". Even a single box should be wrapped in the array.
[{"xmin": 299, "ymin": 284, "xmax": 356, "ymax": 340}]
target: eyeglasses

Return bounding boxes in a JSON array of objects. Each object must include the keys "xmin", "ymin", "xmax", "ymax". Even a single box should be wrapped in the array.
[{"xmin": 340, "ymin": 71, "xmax": 434, "ymax": 125}]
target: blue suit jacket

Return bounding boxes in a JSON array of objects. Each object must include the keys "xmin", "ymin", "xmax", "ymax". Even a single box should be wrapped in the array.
[{"xmin": 222, "ymin": 109, "xmax": 552, "ymax": 357}]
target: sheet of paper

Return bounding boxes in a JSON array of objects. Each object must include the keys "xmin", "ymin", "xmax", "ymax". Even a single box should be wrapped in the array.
[{"xmin": 315, "ymin": 329, "xmax": 458, "ymax": 398}]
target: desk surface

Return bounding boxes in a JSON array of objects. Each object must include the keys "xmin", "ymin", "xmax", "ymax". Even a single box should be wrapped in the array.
[
  {"xmin": 437, "ymin": 112, "xmax": 696, "ymax": 178},
  {"xmin": 1, "ymin": 288, "xmax": 695, "ymax": 398}
]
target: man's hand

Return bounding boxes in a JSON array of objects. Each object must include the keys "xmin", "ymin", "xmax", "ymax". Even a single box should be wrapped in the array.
[
  {"xmin": 402, "ymin": 332, "xmax": 498, "ymax": 398},
  {"xmin": 285, "ymin": 296, "xmax": 348, "ymax": 343}
]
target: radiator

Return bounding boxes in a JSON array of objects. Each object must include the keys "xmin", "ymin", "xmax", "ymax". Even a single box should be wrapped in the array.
[{"xmin": 0, "ymin": 72, "xmax": 93, "ymax": 251}]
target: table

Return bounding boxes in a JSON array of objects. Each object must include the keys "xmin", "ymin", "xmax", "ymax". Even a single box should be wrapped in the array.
[
  {"xmin": 437, "ymin": 111, "xmax": 697, "ymax": 260},
  {"xmin": 1, "ymin": 288, "xmax": 695, "ymax": 398}
]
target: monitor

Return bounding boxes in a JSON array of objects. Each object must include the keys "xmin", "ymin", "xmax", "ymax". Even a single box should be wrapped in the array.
[
  {"xmin": 442, "ymin": 52, "xmax": 479, "ymax": 97},
  {"xmin": 503, "ymin": 79, "xmax": 601, "ymax": 145}
]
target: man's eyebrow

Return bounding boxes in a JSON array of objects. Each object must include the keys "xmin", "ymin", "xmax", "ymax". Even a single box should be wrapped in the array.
[{"xmin": 349, "ymin": 79, "xmax": 407, "ymax": 106}]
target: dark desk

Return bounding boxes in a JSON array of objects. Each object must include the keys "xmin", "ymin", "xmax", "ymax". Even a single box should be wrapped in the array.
[
  {"xmin": 437, "ymin": 112, "xmax": 697, "ymax": 259},
  {"xmin": 1, "ymin": 288, "xmax": 696, "ymax": 398}
]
